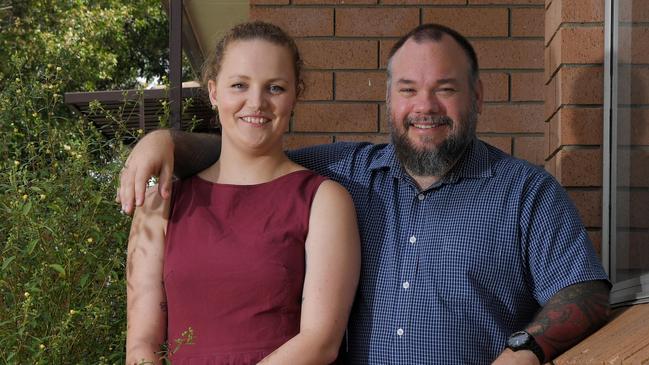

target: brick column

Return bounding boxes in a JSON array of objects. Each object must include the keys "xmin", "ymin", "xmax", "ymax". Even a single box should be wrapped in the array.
[{"xmin": 544, "ymin": 0, "xmax": 605, "ymax": 255}]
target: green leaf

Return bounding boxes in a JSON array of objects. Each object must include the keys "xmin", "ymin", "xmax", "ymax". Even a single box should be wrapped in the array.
[
  {"xmin": 21, "ymin": 200, "xmax": 32, "ymax": 215},
  {"xmin": 1, "ymin": 256, "xmax": 15, "ymax": 271},
  {"xmin": 79, "ymin": 273, "xmax": 89, "ymax": 287},
  {"xmin": 25, "ymin": 239, "xmax": 38, "ymax": 255},
  {"xmin": 48, "ymin": 264, "xmax": 66, "ymax": 277}
]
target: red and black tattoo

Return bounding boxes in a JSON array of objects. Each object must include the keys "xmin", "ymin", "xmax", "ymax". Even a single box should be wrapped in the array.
[{"xmin": 526, "ymin": 280, "xmax": 611, "ymax": 361}]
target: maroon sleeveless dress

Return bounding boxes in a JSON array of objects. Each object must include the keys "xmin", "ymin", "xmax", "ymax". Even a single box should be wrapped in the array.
[{"xmin": 164, "ymin": 170, "xmax": 327, "ymax": 364}]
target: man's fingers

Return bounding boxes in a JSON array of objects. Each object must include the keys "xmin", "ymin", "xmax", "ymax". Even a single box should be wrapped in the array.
[
  {"xmin": 158, "ymin": 163, "xmax": 173, "ymax": 200},
  {"xmin": 134, "ymin": 168, "xmax": 148, "ymax": 208},
  {"xmin": 119, "ymin": 165, "xmax": 136, "ymax": 215}
]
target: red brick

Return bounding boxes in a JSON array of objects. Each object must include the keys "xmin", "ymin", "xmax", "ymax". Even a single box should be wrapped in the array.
[
  {"xmin": 250, "ymin": 0, "xmax": 288, "ymax": 4},
  {"xmin": 380, "ymin": 40, "xmax": 398, "ymax": 69},
  {"xmin": 511, "ymin": 72, "xmax": 544, "ymax": 101},
  {"xmin": 630, "ymin": 109, "xmax": 649, "ymax": 145},
  {"xmin": 473, "ymin": 40, "xmax": 544, "ymax": 69},
  {"xmin": 293, "ymin": 103, "xmax": 378, "ymax": 132},
  {"xmin": 616, "ymin": 190, "xmax": 649, "ymax": 229},
  {"xmin": 615, "ymin": 26, "xmax": 649, "ymax": 64},
  {"xmin": 559, "ymin": 66, "xmax": 603, "ymax": 105},
  {"xmin": 382, "ymin": 0, "xmax": 464, "ymax": 4},
  {"xmin": 480, "ymin": 136, "xmax": 512, "ymax": 154},
  {"xmin": 546, "ymin": 66, "xmax": 603, "ymax": 119},
  {"xmin": 544, "ymin": 74, "xmax": 558, "ymax": 121},
  {"xmin": 380, "ymin": 103, "xmax": 390, "ymax": 133},
  {"xmin": 478, "ymin": 104, "xmax": 545, "ymax": 133},
  {"xmin": 511, "ymin": 8, "xmax": 545, "ymax": 37},
  {"xmin": 301, "ymin": 71, "xmax": 333, "ymax": 101},
  {"xmin": 546, "ymin": 0, "xmax": 604, "ymax": 43},
  {"xmin": 555, "ymin": 148, "xmax": 602, "ymax": 187},
  {"xmin": 615, "ymin": 149, "xmax": 649, "ymax": 188},
  {"xmin": 620, "ymin": 0, "xmax": 649, "ymax": 22},
  {"xmin": 547, "ymin": 107, "xmax": 602, "ymax": 156},
  {"xmin": 587, "ymin": 230, "xmax": 602, "ymax": 257},
  {"xmin": 250, "ymin": 8, "xmax": 333, "ymax": 37},
  {"xmin": 335, "ymin": 134, "xmax": 390, "ymax": 144},
  {"xmin": 294, "ymin": 0, "xmax": 375, "ymax": 3},
  {"xmin": 616, "ymin": 231, "xmax": 649, "ymax": 269},
  {"xmin": 283, "ymin": 134, "xmax": 333, "ymax": 150},
  {"xmin": 298, "ymin": 40, "xmax": 377, "ymax": 69},
  {"xmin": 629, "ymin": 67, "xmax": 649, "ymax": 105},
  {"xmin": 514, "ymin": 136, "xmax": 545, "ymax": 165},
  {"xmin": 422, "ymin": 8, "xmax": 508, "ymax": 37},
  {"xmin": 481, "ymin": 73, "xmax": 509, "ymax": 102},
  {"xmin": 335, "ymin": 71, "xmax": 387, "ymax": 101},
  {"xmin": 567, "ymin": 189, "xmax": 601, "ymax": 228},
  {"xmin": 336, "ymin": 8, "xmax": 419, "ymax": 37},
  {"xmin": 545, "ymin": 27, "xmax": 604, "ymax": 78},
  {"xmin": 469, "ymin": 0, "xmax": 543, "ymax": 4}
]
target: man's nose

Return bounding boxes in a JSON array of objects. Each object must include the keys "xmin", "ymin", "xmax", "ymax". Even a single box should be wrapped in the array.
[{"xmin": 413, "ymin": 91, "xmax": 441, "ymax": 115}]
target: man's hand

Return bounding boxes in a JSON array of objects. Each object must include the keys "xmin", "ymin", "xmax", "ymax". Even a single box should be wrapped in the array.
[
  {"xmin": 117, "ymin": 129, "xmax": 174, "ymax": 215},
  {"xmin": 492, "ymin": 348, "xmax": 541, "ymax": 365}
]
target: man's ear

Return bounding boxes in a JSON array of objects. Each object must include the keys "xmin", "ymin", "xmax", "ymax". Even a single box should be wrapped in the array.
[
  {"xmin": 474, "ymin": 78, "xmax": 484, "ymax": 114},
  {"xmin": 207, "ymin": 79, "xmax": 218, "ymax": 107}
]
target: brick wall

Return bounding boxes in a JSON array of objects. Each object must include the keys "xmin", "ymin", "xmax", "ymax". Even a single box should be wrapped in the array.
[
  {"xmin": 250, "ymin": 0, "xmax": 547, "ymax": 163},
  {"xmin": 544, "ymin": 0, "xmax": 604, "ymax": 255}
]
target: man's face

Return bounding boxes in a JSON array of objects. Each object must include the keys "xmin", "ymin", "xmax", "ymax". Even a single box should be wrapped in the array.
[{"xmin": 387, "ymin": 36, "xmax": 483, "ymax": 177}]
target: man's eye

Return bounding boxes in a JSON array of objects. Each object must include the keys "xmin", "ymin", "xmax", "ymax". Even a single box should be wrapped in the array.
[
  {"xmin": 399, "ymin": 88, "xmax": 415, "ymax": 94},
  {"xmin": 269, "ymin": 85, "xmax": 285, "ymax": 94},
  {"xmin": 437, "ymin": 88, "xmax": 457, "ymax": 95}
]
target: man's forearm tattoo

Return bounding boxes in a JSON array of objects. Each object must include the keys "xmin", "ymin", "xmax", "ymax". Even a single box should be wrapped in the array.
[{"xmin": 526, "ymin": 280, "xmax": 610, "ymax": 361}]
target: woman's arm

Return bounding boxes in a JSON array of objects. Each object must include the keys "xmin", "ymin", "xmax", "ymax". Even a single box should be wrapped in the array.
[
  {"xmin": 259, "ymin": 180, "xmax": 361, "ymax": 365},
  {"xmin": 126, "ymin": 186, "xmax": 170, "ymax": 365}
]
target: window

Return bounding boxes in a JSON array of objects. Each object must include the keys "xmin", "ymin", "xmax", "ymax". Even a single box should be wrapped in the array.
[{"xmin": 604, "ymin": 0, "xmax": 649, "ymax": 306}]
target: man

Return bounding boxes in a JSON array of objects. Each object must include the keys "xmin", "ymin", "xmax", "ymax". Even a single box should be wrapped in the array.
[{"xmin": 119, "ymin": 24, "xmax": 610, "ymax": 364}]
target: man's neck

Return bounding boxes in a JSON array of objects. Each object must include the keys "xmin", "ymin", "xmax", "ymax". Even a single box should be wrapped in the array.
[{"xmin": 408, "ymin": 174, "xmax": 442, "ymax": 191}]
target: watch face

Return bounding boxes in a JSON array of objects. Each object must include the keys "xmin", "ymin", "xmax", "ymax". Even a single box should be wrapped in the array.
[{"xmin": 508, "ymin": 331, "xmax": 530, "ymax": 348}]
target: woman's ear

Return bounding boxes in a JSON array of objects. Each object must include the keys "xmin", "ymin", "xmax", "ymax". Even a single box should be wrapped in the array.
[{"xmin": 207, "ymin": 79, "xmax": 218, "ymax": 107}]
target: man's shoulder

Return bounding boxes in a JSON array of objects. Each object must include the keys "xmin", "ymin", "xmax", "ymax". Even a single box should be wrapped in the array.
[{"xmin": 481, "ymin": 140, "xmax": 551, "ymax": 182}]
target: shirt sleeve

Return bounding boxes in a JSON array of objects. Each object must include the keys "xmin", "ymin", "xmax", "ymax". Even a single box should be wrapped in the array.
[{"xmin": 519, "ymin": 170, "xmax": 610, "ymax": 305}]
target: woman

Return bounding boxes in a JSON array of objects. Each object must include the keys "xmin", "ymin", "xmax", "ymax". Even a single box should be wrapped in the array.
[{"xmin": 125, "ymin": 21, "xmax": 360, "ymax": 365}]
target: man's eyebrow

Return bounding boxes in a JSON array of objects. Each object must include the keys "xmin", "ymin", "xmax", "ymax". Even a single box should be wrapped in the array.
[
  {"xmin": 395, "ymin": 78, "xmax": 415, "ymax": 85},
  {"xmin": 395, "ymin": 78, "xmax": 460, "ymax": 85},
  {"xmin": 436, "ymin": 78, "xmax": 459, "ymax": 85}
]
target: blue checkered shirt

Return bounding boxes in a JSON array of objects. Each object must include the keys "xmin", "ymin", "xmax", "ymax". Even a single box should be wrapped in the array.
[{"xmin": 288, "ymin": 138, "xmax": 608, "ymax": 364}]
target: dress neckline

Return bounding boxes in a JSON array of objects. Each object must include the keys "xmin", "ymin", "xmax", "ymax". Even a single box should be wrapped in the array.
[{"xmin": 193, "ymin": 169, "xmax": 312, "ymax": 188}]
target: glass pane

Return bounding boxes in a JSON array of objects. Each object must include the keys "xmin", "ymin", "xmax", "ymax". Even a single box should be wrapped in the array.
[{"xmin": 614, "ymin": 0, "xmax": 649, "ymax": 284}]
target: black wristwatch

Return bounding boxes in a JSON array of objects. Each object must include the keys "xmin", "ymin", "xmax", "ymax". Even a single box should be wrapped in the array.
[{"xmin": 506, "ymin": 330, "xmax": 545, "ymax": 364}]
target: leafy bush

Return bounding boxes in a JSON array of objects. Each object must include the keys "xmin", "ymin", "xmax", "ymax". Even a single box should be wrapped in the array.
[{"xmin": 0, "ymin": 1, "xmax": 171, "ymax": 363}]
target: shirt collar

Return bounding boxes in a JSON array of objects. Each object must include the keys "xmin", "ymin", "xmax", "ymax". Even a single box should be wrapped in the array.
[{"xmin": 369, "ymin": 138, "xmax": 493, "ymax": 183}]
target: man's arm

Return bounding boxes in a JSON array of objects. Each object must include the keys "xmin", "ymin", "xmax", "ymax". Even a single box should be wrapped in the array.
[
  {"xmin": 527, "ymin": 279, "xmax": 610, "ymax": 361},
  {"xmin": 117, "ymin": 129, "xmax": 220, "ymax": 214},
  {"xmin": 493, "ymin": 280, "xmax": 610, "ymax": 365}
]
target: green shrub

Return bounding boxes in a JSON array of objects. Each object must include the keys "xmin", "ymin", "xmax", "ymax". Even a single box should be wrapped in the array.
[{"xmin": 0, "ymin": 1, "xmax": 170, "ymax": 363}]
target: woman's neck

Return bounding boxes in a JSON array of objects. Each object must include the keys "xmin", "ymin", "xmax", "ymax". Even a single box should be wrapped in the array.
[{"xmin": 199, "ymin": 139, "xmax": 298, "ymax": 185}]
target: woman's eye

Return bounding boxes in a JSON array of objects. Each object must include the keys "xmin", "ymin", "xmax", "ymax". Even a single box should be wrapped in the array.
[
  {"xmin": 231, "ymin": 83, "xmax": 246, "ymax": 89},
  {"xmin": 269, "ymin": 85, "xmax": 285, "ymax": 94}
]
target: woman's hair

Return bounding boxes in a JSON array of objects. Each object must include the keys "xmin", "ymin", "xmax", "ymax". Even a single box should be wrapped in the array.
[{"xmin": 201, "ymin": 21, "xmax": 304, "ymax": 96}]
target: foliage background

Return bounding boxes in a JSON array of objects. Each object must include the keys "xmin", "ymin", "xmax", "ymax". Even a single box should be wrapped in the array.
[{"xmin": 0, "ymin": 0, "xmax": 174, "ymax": 363}]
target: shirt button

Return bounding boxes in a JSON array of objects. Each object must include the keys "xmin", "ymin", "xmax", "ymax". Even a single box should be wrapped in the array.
[
  {"xmin": 417, "ymin": 193, "xmax": 425, "ymax": 201},
  {"xmin": 409, "ymin": 236, "xmax": 416, "ymax": 244},
  {"xmin": 397, "ymin": 328, "xmax": 404, "ymax": 336},
  {"xmin": 402, "ymin": 281, "xmax": 410, "ymax": 289}
]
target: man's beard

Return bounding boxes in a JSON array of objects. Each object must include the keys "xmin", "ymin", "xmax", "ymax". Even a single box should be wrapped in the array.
[{"xmin": 390, "ymin": 100, "xmax": 478, "ymax": 177}]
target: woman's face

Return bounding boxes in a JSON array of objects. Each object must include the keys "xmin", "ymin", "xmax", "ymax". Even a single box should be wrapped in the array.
[{"xmin": 208, "ymin": 39, "xmax": 296, "ymax": 154}]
